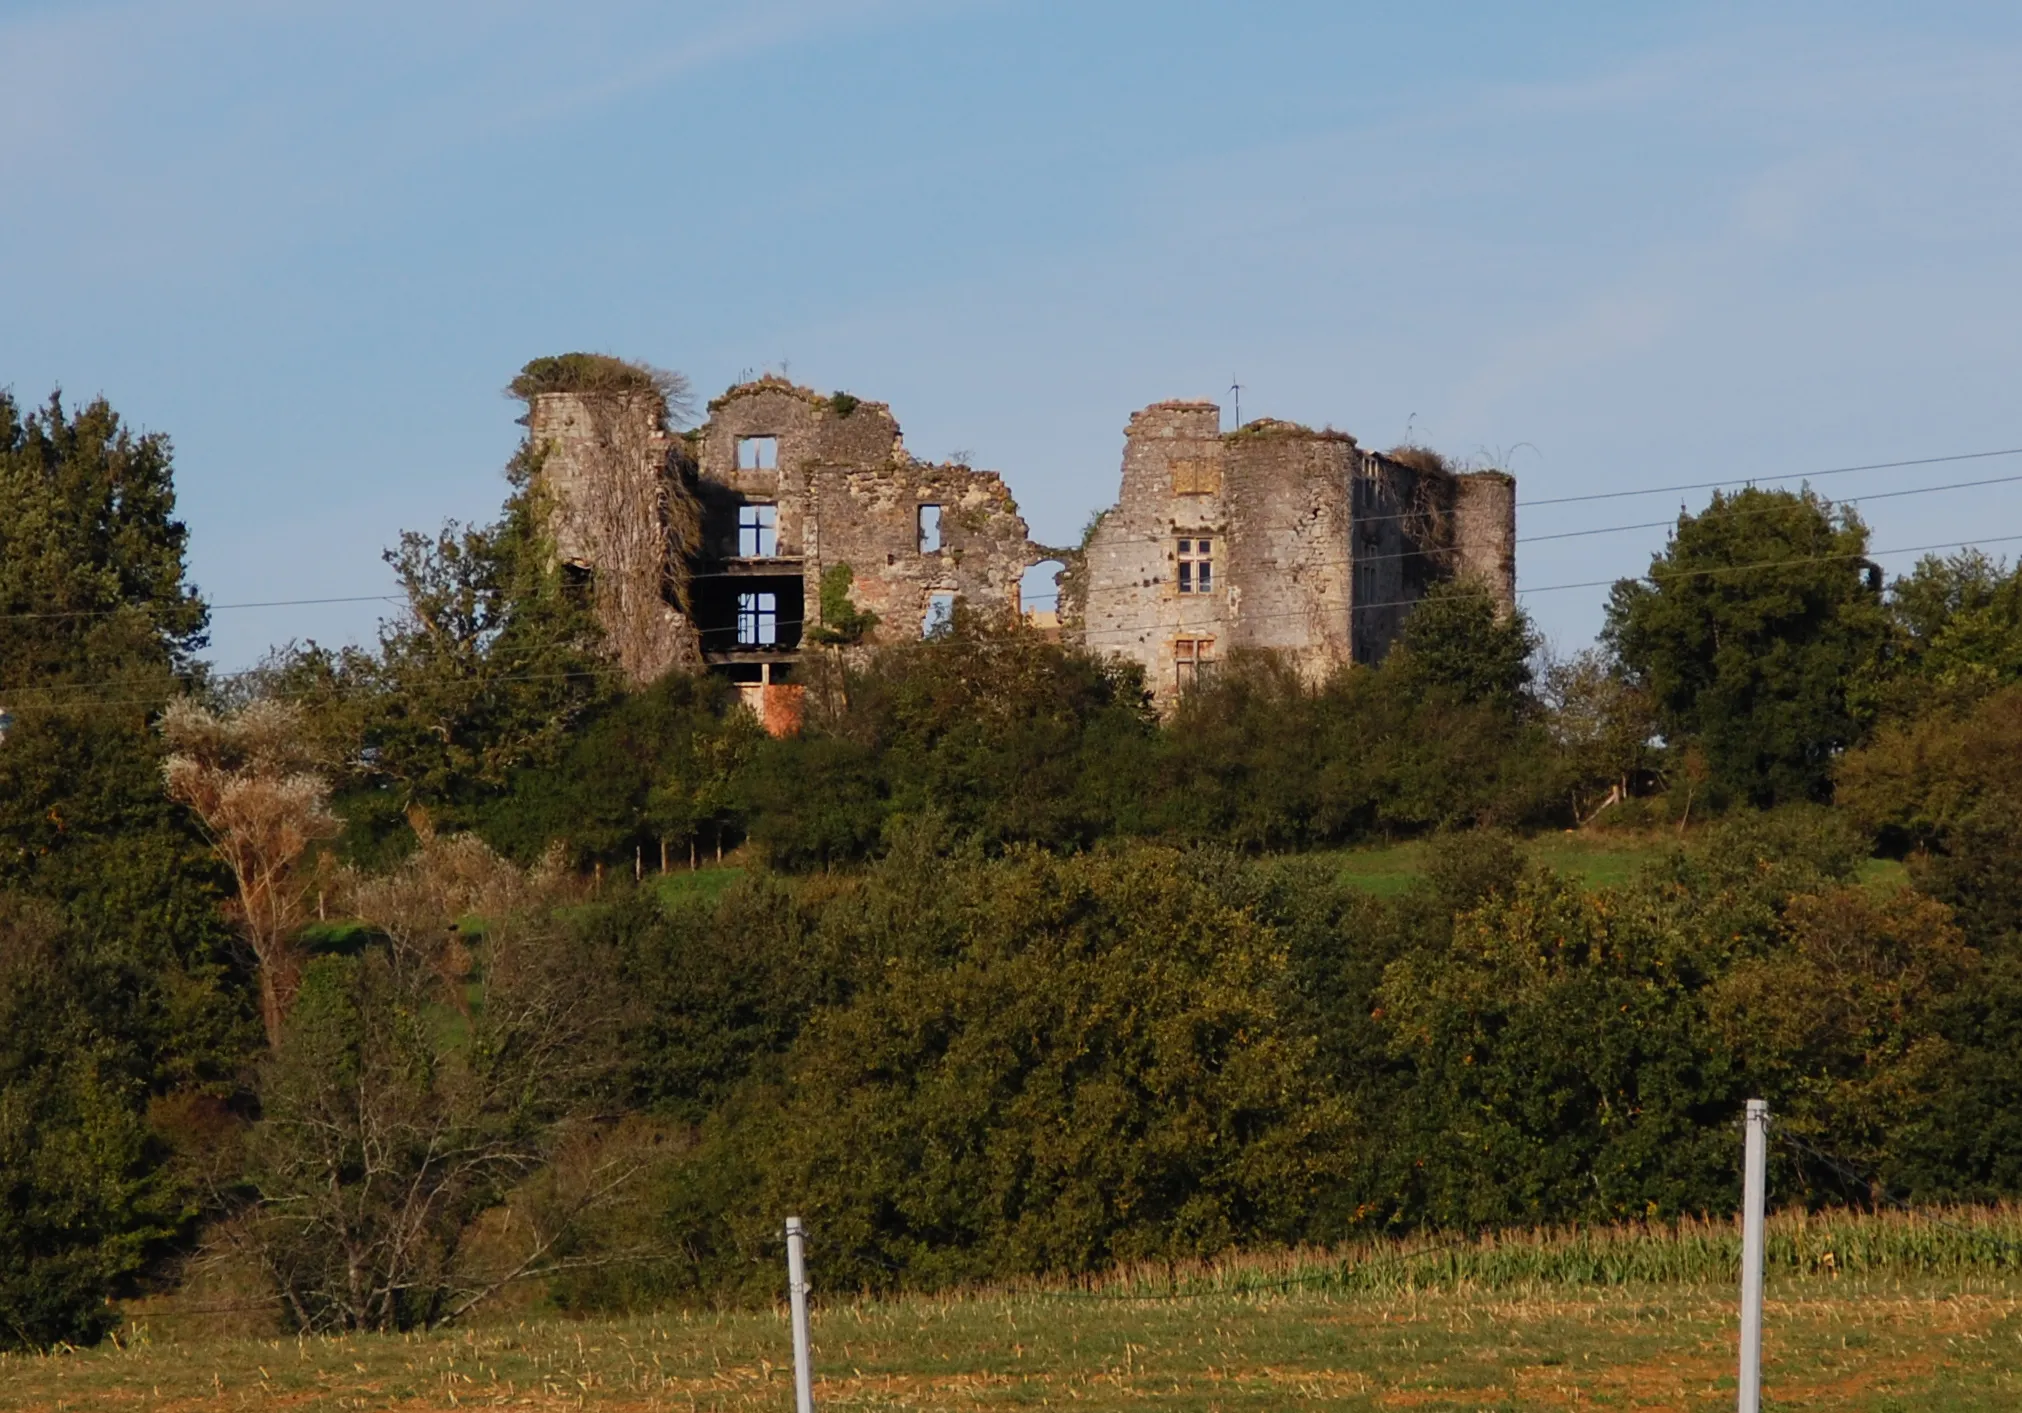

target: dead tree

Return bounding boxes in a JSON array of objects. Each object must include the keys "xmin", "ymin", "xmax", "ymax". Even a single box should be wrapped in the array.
[{"xmin": 161, "ymin": 698, "xmax": 339, "ymax": 1049}]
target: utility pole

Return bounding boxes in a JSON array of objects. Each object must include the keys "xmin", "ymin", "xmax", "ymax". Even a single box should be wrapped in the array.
[
  {"xmin": 1229, "ymin": 377, "xmax": 1243, "ymax": 432},
  {"xmin": 785, "ymin": 1216, "xmax": 815, "ymax": 1413},
  {"xmin": 1737, "ymin": 1099, "xmax": 1769, "ymax": 1413}
]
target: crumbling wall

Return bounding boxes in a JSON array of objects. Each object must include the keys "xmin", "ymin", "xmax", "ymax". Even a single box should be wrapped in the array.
[
  {"xmin": 1076, "ymin": 401, "xmax": 1519, "ymax": 706},
  {"xmin": 695, "ymin": 377, "xmax": 1039, "ymax": 648},
  {"xmin": 527, "ymin": 391, "xmax": 701, "ymax": 684},
  {"xmin": 1453, "ymin": 470, "xmax": 1518, "ymax": 608},
  {"xmin": 1220, "ymin": 420, "xmax": 1356, "ymax": 683}
]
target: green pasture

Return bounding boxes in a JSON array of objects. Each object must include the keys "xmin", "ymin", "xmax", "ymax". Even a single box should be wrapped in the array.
[{"xmin": 1327, "ymin": 833, "xmax": 1910, "ymax": 898}]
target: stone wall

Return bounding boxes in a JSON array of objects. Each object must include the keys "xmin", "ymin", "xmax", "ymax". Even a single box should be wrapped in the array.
[
  {"xmin": 1452, "ymin": 470, "xmax": 1518, "ymax": 605},
  {"xmin": 694, "ymin": 377, "xmax": 1041, "ymax": 653},
  {"xmin": 526, "ymin": 369, "xmax": 1516, "ymax": 714},
  {"xmin": 527, "ymin": 391, "xmax": 701, "ymax": 684},
  {"xmin": 1075, "ymin": 400, "xmax": 1518, "ymax": 707}
]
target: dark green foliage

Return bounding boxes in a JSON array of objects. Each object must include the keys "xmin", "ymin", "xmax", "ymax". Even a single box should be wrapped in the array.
[
  {"xmin": 826, "ymin": 391, "xmax": 861, "ymax": 418},
  {"xmin": 638, "ymin": 845, "xmax": 1353, "ymax": 1298},
  {"xmin": 1605, "ymin": 487, "xmax": 1890, "ymax": 806},
  {"xmin": 0, "ymin": 392, "xmax": 249, "ymax": 1346},
  {"xmin": 744, "ymin": 615, "xmax": 1155, "ymax": 867},
  {"xmin": 1391, "ymin": 579, "xmax": 1539, "ymax": 713},
  {"xmin": 478, "ymin": 672, "xmax": 759, "ymax": 868},
  {"xmin": 558, "ymin": 819, "xmax": 2022, "ymax": 1307},
  {"xmin": 1378, "ymin": 873, "xmax": 1739, "ymax": 1226},
  {"xmin": 734, "ymin": 613, "xmax": 1565, "ymax": 870},
  {"xmin": 738, "ymin": 735, "xmax": 888, "ymax": 870},
  {"xmin": 276, "ymin": 442, "xmax": 616, "ymax": 843},
  {"xmin": 0, "ymin": 898, "xmax": 188, "ymax": 1350},
  {"xmin": 602, "ymin": 874, "xmax": 858, "ymax": 1124}
]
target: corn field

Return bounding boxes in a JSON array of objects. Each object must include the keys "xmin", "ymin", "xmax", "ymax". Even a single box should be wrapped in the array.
[{"xmin": 1048, "ymin": 1203, "xmax": 2022, "ymax": 1302}]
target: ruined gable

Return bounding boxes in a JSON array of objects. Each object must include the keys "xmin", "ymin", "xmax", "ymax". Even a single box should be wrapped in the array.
[{"xmin": 683, "ymin": 377, "xmax": 1046, "ymax": 684}]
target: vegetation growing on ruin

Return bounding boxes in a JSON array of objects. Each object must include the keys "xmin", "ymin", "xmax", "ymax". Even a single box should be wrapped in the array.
[
  {"xmin": 1224, "ymin": 416, "xmax": 1355, "ymax": 442},
  {"xmin": 806, "ymin": 562, "xmax": 879, "ymax": 646},
  {"xmin": 508, "ymin": 353, "xmax": 693, "ymax": 425}
]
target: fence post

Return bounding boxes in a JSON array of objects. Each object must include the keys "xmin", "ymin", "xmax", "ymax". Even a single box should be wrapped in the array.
[
  {"xmin": 1737, "ymin": 1098, "xmax": 1769, "ymax": 1413},
  {"xmin": 785, "ymin": 1216, "xmax": 815, "ymax": 1413}
]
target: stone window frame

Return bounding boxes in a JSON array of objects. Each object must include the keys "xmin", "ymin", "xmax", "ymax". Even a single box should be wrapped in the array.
[
  {"xmin": 1176, "ymin": 535, "xmax": 1214, "ymax": 595},
  {"xmin": 918, "ymin": 503, "xmax": 943, "ymax": 554},
  {"xmin": 737, "ymin": 503, "xmax": 779, "ymax": 557},
  {"xmin": 1174, "ymin": 636, "xmax": 1217, "ymax": 691},
  {"xmin": 736, "ymin": 435, "xmax": 778, "ymax": 471}
]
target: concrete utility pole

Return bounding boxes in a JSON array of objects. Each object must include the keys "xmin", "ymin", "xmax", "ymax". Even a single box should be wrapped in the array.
[
  {"xmin": 785, "ymin": 1216, "xmax": 815, "ymax": 1413},
  {"xmin": 1737, "ymin": 1099, "xmax": 1769, "ymax": 1413}
]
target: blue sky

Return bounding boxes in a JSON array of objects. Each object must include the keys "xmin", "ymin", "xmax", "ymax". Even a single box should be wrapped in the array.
[{"xmin": 6, "ymin": 0, "xmax": 2022, "ymax": 667}]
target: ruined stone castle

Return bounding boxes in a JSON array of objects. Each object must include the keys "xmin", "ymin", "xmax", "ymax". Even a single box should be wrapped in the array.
[
  {"xmin": 1068, "ymin": 401, "xmax": 1515, "ymax": 701},
  {"xmin": 524, "ymin": 371, "xmax": 1514, "ymax": 718}
]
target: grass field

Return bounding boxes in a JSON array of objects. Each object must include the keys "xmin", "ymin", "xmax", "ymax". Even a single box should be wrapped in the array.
[
  {"xmin": 652, "ymin": 865, "xmax": 746, "ymax": 908},
  {"xmin": 1327, "ymin": 833, "xmax": 1911, "ymax": 898},
  {"xmin": 16, "ymin": 1209, "xmax": 2021, "ymax": 1411}
]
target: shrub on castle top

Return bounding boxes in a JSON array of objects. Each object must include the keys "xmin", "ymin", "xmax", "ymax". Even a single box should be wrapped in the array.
[{"xmin": 508, "ymin": 354, "xmax": 692, "ymax": 421}]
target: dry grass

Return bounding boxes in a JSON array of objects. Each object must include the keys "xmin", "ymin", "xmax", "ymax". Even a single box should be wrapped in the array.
[{"xmin": 9, "ymin": 1209, "xmax": 2022, "ymax": 1410}]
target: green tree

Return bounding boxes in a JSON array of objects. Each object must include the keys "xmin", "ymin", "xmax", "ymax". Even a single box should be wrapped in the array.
[
  {"xmin": 1604, "ymin": 487, "xmax": 1889, "ymax": 806},
  {"xmin": 1377, "ymin": 872, "xmax": 1739, "ymax": 1227},
  {"xmin": 475, "ymin": 672, "xmax": 758, "ymax": 869},
  {"xmin": 0, "ymin": 392, "xmax": 248, "ymax": 1344},
  {"xmin": 276, "ymin": 442, "xmax": 613, "ymax": 848},
  {"xmin": 1838, "ymin": 685, "xmax": 2022, "ymax": 946},
  {"xmin": 1392, "ymin": 579, "xmax": 1539, "ymax": 714},
  {"xmin": 712, "ymin": 846, "xmax": 1353, "ymax": 1293},
  {"xmin": 0, "ymin": 897, "xmax": 187, "ymax": 1350}
]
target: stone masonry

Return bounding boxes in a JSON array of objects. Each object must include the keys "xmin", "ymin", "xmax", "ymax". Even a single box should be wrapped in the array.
[
  {"xmin": 525, "ymin": 373, "xmax": 1517, "ymax": 718},
  {"xmin": 529, "ymin": 376, "xmax": 1046, "ymax": 705},
  {"xmin": 1066, "ymin": 400, "xmax": 1516, "ymax": 706},
  {"xmin": 525, "ymin": 389, "xmax": 702, "ymax": 685}
]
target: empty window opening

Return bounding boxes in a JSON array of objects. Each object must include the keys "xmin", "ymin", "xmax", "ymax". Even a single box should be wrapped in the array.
[
  {"xmin": 1020, "ymin": 559, "xmax": 1066, "ymax": 617},
  {"xmin": 923, "ymin": 591, "xmax": 956, "ymax": 637},
  {"xmin": 918, "ymin": 504, "xmax": 943, "ymax": 554},
  {"xmin": 737, "ymin": 591, "xmax": 778, "ymax": 646},
  {"xmin": 736, "ymin": 436, "xmax": 778, "ymax": 471},
  {"xmin": 1177, "ymin": 537, "xmax": 1213, "ymax": 594},
  {"xmin": 738, "ymin": 503, "xmax": 778, "ymax": 557},
  {"xmin": 1175, "ymin": 637, "xmax": 1216, "ymax": 691}
]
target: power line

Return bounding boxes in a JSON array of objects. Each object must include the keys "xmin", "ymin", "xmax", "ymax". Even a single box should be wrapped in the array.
[
  {"xmin": 1523, "ymin": 446, "xmax": 2022, "ymax": 507},
  {"xmin": 5, "ymin": 449, "xmax": 2020, "ymax": 626},
  {"xmin": 1067, "ymin": 530, "xmax": 2022, "ymax": 644},
  {"xmin": 1520, "ymin": 471, "xmax": 2022, "ymax": 545},
  {"xmin": 1021, "ymin": 513, "xmax": 2020, "ymax": 612},
  {"xmin": 0, "ymin": 593, "xmax": 400, "ymax": 623},
  {"xmin": 13, "ymin": 527, "xmax": 2022, "ymax": 708}
]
